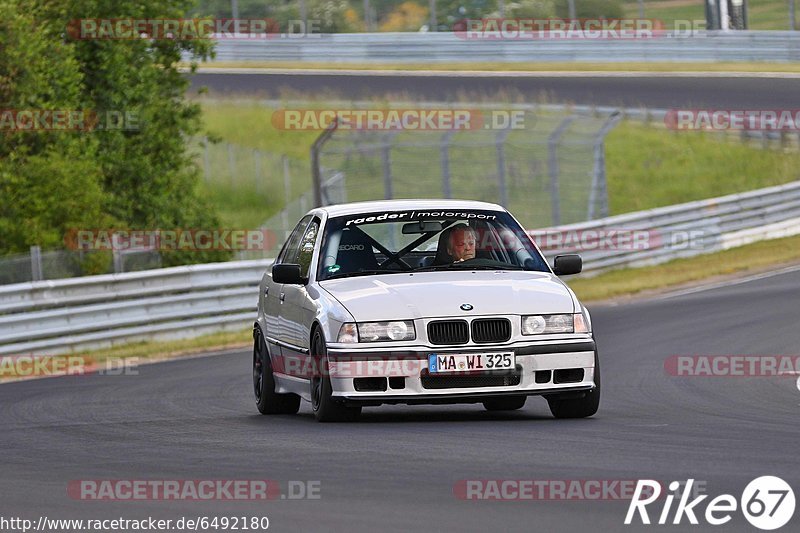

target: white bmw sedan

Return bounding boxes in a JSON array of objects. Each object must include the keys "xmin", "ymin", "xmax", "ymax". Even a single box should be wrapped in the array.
[{"xmin": 253, "ymin": 200, "xmax": 599, "ymax": 422}]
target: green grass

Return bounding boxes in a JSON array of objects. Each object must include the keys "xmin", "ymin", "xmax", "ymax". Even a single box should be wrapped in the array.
[
  {"xmin": 0, "ymin": 329, "xmax": 252, "ymax": 382},
  {"xmin": 622, "ymin": 0, "xmax": 704, "ymax": 27},
  {"xmin": 621, "ymin": 0, "xmax": 793, "ymax": 30},
  {"xmin": 567, "ymin": 233, "xmax": 800, "ymax": 301},
  {"xmin": 196, "ymin": 102, "xmax": 320, "ymax": 228},
  {"xmin": 199, "ymin": 102, "xmax": 319, "ymax": 160},
  {"xmin": 746, "ymin": 0, "xmax": 796, "ymax": 29},
  {"xmin": 606, "ymin": 123, "xmax": 800, "ymax": 213},
  {"xmin": 197, "ymin": 99, "xmax": 800, "ymax": 229}
]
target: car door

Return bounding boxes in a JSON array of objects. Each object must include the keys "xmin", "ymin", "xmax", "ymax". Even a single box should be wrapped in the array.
[
  {"xmin": 282, "ymin": 218, "xmax": 321, "ymax": 378},
  {"xmin": 265, "ymin": 216, "xmax": 311, "ymax": 356}
]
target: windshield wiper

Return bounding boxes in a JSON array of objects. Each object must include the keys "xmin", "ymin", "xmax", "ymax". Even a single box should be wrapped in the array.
[{"xmin": 324, "ymin": 269, "xmax": 407, "ymax": 280}]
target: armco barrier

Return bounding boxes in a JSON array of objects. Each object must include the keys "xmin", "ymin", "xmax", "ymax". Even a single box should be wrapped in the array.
[
  {"xmin": 0, "ymin": 260, "xmax": 271, "ymax": 355},
  {"xmin": 208, "ymin": 31, "xmax": 800, "ymax": 64},
  {"xmin": 1, "ymin": 180, "xmax": 799, "ymax": 355},
  {"xmin": 532, "ymin": 180, "xmax": 800, "ymax": 273}
]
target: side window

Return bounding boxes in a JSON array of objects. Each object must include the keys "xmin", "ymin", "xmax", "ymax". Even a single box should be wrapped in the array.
[
  {"xmin": 277, "ymin": 215, "xmax": 312, "ymax": 265},
  {"xmin": 297, "ymin": 220, "xmax": 320, "ymax": 278}
]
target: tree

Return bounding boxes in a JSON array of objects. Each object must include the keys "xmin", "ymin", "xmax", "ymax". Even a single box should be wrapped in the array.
[
  {"xmin": 435, "ymin": 0, "xmax": 499, "ymax": 29},
  {"xmin": 0, "ymin": 0, "xmax": 107, "ymax": 253},
  {"xmin": 554, "ymin": 0, "xmax": 624, "ymax": 18},
  {"xmin": 0, "ymin": 0, "xmax": 229, "ymax": 267},
  {"xmin": 268, "ymin": 0, "xmax": 362, "ymax": 32},
  {"xmin": 379, "ymin": 1, "xmax": 429, "ymax": 31},
  {"xmin": 502, "ymin": 0, "xmax": 556, "ymax": 19}
]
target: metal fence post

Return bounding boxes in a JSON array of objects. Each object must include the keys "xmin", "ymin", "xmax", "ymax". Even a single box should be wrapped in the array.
[
  {"xmin": 588, "ymin": 112, "xmax": 621, "ymax": 220},
  {"xmin": 227, "ymin": 143, "xmax": 235, "ymax": 185},
  {"xmin": 281, "ymin": 154, "xmax": 291, "ymax": 236},
  {"xmin": 30, "ymin": 245, "xmax": 42, "ymax": 282},
  {"xmin": 283, "ymin": 154, "xmax": 291, "ymax": 206},
  {"xmin": 440, "ymin": 131, "xmax": 455, "ymax": 199},
  {"xmin": 310, "ymin": 119, "xmax": 339, "ymax": 207},
  {"xmin": 381, "ymin": 132, "xmax": 399, "ymax": 200},
  {"xmin": 254, "ymin": 149, "xmax": 262, "ymax": 193},
  {"xmin": 203, "ymin": 137, "xmax": 210, "ymax": 183},
  {"xmin": 547, "ymin": 116, "xmax": 576, "ymax": 226},
  {"xmin": 495, "ymin": 127, "xmax": 512, "ymax": 208},
  {"xmin": 112, "ymin": 234, "xmax": 123, "ymax": 274}
]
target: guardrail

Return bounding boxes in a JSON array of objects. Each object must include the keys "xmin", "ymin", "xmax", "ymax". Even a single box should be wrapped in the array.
[
  {"xmin": 209, "ymin": 31, "xmax": 800, "ymax": 63},
  {"xmin": 2, "ymin": 180, "xmax": 799, "ymax": 356},
  {"xmin": 533, "ymin": 180, "xmax": 800, "ymax": 273},
  {"xmin": 0, "ymin": 260, "xmax": 271, "ymax": 356}
]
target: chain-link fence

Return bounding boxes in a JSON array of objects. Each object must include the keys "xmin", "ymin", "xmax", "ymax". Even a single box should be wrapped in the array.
[
  {"xmin": 195, "ymin": 137, "xmax": 307, "ymax": 199},
  {"xmin": 6, "ymin": 103, "xmax": 795, "ymax": 284},
  {"xmin": 0, "ymin": 246, "xmax": 162, "ymax": 286},
  {"xmin": 309, "ymin": 106, "xmax": 621, "ymax": 230},
  {"xmin": 0, "ymin": 140, "xmax": 306, "ymax": 285}
]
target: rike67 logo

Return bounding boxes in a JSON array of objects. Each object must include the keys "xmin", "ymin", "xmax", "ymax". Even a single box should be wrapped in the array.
[{"xmin": 625, "ymin": 477, "xmax": 795, "ymax": 530}]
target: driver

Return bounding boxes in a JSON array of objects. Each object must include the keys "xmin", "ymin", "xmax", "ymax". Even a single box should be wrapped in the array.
[{"xmin": 447, "ymin": 224, "xmax": 477, "ymax": 262}]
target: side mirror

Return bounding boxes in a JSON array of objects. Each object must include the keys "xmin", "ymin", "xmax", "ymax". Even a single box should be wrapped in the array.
[
  {"xmin": 272, "ymin": 263, "xmax": 305, "ymax": 284},
  {"xmin": 553, "ymin": 254, "xmax": 582, "ymax": 276}
]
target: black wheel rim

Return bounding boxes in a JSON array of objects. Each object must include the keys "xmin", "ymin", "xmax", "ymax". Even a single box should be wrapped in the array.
[
  {"xmin": 311, "ymin": 377, "xmax": 322, "ymax": 410},
  {"xmin": 311, "ymin": 333, "xmax": 323, "ymax": 411},
  {"xmin": 253, "ymin": 336, "xmax": 263, "ymax": 402}
]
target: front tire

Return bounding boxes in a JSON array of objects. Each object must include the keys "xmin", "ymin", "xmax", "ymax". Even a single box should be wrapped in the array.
[
  {"xmin": 310, "ymin": 329, "xmax": 361, "ymax": 423},
  {"xmin": 254, "ymin": 328, "xmax": 300, "ymax": 415},
  {"xmin": 546, "ymin": 351, "xmax": 601, "ymax": 419}
]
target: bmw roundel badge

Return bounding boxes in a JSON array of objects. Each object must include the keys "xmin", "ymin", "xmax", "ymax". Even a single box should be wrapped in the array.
[{"xmin": 460, "ymin": 303, "xmax": 473, "ymax": 311}]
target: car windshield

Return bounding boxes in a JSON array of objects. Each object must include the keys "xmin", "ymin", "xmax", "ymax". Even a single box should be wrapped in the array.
[{"xmin": 317, "ymin": 208, "xmax": 549, "ymax": 281}]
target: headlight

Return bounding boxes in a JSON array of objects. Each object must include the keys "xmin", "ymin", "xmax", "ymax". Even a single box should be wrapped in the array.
[
  {"xmin": 337, "ymin": 323, "xmax": 358, "ymax": 343},
  {"xmin": 522, "ymin": 314, "xmax": 586, "ymax": 335},
  {"xmin": 357, "ymin": 321, "xmax": 416, "ymax": 342}
]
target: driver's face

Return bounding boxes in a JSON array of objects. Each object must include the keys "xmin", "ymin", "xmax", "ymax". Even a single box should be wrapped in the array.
[{"xmin": 448, "ymin": 228, "xmax": 476, "ymax": 261}]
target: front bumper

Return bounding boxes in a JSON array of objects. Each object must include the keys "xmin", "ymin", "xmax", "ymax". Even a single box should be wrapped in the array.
[{"xmin": 325, "ymin": 339, "xmax": 597, "ymax": 405}]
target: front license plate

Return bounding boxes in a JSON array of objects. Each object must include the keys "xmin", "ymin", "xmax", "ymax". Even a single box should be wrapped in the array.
[{"xmin": 428, "ymin": 352, "xmax": 515, "ymax": 373}]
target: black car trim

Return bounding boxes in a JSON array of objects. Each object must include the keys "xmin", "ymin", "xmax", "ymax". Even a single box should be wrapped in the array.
[
  {"xmin": 326, "ymin": 341, "xmax": 595, "ymax": 359},
  {"xmin": 336, "ymin": 384, "xmax": 594, "ymax": 404},
  {"xmin": 266, "ymin": 336, "xmax": 310, "ymax": 355}
]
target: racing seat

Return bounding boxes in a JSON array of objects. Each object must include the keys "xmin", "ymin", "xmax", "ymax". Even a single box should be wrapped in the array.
[
  {"xmin": 335, "ymin": 229, "xmax": 379, "ymax": 274},
  {"xmin": 432, "ymin": 227, "xmax": 456, "ymax": 265}
]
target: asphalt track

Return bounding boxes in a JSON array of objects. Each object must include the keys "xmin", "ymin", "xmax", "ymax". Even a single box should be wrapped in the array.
[
  {"xmin": 2, "ymin": 267, "xmax": 799, "ymax": 532},
  {"xmin": 190, "ymin": 71, "xmax": 800, "ymax": 108}
]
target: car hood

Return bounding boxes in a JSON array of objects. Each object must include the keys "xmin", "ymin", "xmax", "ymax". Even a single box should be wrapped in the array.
[{"xmin": 319, "ymin": 271, "xmax": 575, "ymax": 321}]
